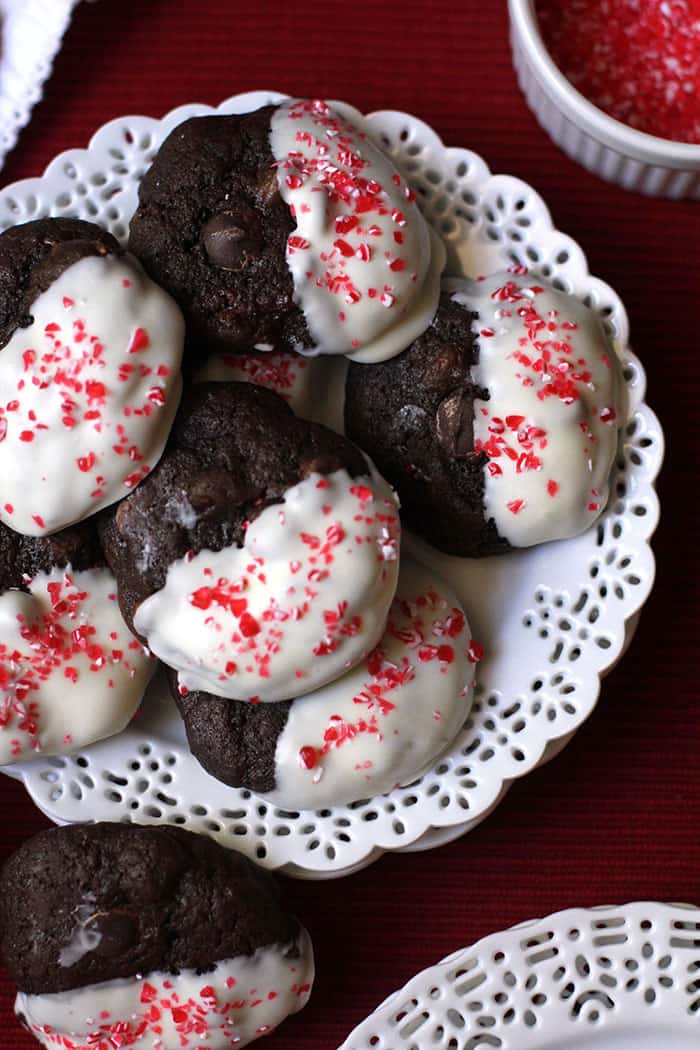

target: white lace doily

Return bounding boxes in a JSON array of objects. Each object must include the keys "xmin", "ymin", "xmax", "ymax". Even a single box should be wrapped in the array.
[
  {"xmin": 340, "ymin": 901, "xmax": 700, "ymax": 1048},
  {"xmin": 0, "ymin": 92, "xmax": 664, "ymax": 878},
  {"xmin": 0, "ymin": 0, "xmax": 79, "ymax": 170}
]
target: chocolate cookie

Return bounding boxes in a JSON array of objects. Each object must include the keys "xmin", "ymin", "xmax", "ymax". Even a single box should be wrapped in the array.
[
  {"xmin": 0, "ymin": 822, "xmax": 314, "ymax": 1049},
  {"xmin": 99, "ymin": 381, "xmax": 400, "ymax": 704},
  {"xmin": 170, "ymin": 560, "xmax": 477, "ymax": 811},
  {"xmin": 0, "ymin": 519, "xmax": 154, "ymax": 765},
  {"xmin": 0, "ymin": 218, "xmax": 120, "ymax": 350},
  {"xmin": 346, "ymin": 273, "xmax": 624, "ymax": 556},
  {"xmin": 345, "ymin": 291, "xmax": 505, "ymax": 557},
  {"xmin": 170, "ymin": 667, "xmax": 291, "ymax": 793},
  {"xmin": 129, "ymin": 107, "xmax": 306, "ymax": 359},
  {"xmin": 0, "ymin": 517, "xmax": 103, "ymax": 594},
  {"xmin": 0, "ymin": 218, "xmax": 184, "ymax": 538},
  {"xmin": 129, "ymin": 99, "xmax": 443, "ymax": 364}
]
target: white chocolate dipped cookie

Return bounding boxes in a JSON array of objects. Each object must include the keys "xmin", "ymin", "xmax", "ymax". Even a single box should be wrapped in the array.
[
  {"xmin": 136, "ymin": 466, "xmax": 399, "ymax": 703},
  {"xmin": 128, "ymin": 100, "xmax": 444, "ymax": 364},
  {"xmin": 0, "ymin": 220, "xmax": 184, "ymax": 537},
  {"xmin": 270, "ymin": 97, "xmax": 446, "ymax": 362},
  {"xmin": 100, "ymin": 381, "xmax": 400, "ymax": 704},
  {"xmin": 0, "ymin": 564, "xmax": 153, "ymax": 765},
  {"xmin": 173, "ymin": 558, "xmax": 481, "ymax": 810},
  {"xmin": 452, "ymin": 270, "xmax": 624, "ymax": 547},
  {"xmin": 345, "ymin": 270, "xmax": 624, "ymax": 556},
  {"xmin": 0, "ymin": 823, "xmax": 314, "ymax": 1050}
]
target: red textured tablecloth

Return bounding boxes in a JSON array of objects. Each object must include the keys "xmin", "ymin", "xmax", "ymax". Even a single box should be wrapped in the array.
[{"xmin": 0, "ymin": 1, "xmax": 694, "ymax": 1047}]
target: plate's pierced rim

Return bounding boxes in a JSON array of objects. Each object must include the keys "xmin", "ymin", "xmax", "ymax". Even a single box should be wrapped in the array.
[
  {"xmin": 0, "ymin": 92, "xmax": 664, "ymax": 876},
  {"xmin": 339, "ymin": 901, "xmax": 700, "ymax": 1048},
  {"xmin": 0, "ymin": 0, "xmax": 79, "ymax": 167}
]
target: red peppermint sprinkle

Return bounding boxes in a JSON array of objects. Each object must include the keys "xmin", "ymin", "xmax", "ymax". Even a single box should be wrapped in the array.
[
  {"xmin": 333, "ymin": 238, "xmax": 355, "ymax": 257},
  {"xmin": 127, "ymin": 327, "xmax": 149, "ymax": 353},
  {"xmin": 299, "ymin": 745, "xmax": 318, "ymax": 770},
  {"xmin": 467, "ymin": 639, "xmax": 484, "ymax": 663},
  {"xmin": 239, "ymin": 612, "xmax": 261, "ymax": 637},
  {"xmin": 335, "ymin": 214, "xmax": 359, "ymax": 234},
  {"xmin": 537, "ymin": 0, "xmax": 700, "ymax": 143},
  {"xmin": 287, "ymin": 235, "xmax": 311, "ymax": 252},
  {"xmin": 77, "ymin": 452, "xmax": 96, "ymax": 473}
]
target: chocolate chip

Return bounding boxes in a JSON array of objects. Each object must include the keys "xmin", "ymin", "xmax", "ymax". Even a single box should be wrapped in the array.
[
  {"xmin": 201, "ymin": 210, "xmax": 260, "ymax": 270},
  {"xmin": 435, "ymin": 390, "xmax": 474, "ymax": 458},
  {"xmin": 86, "ymin": 910, "xmax": 138, "ymax": 957}
]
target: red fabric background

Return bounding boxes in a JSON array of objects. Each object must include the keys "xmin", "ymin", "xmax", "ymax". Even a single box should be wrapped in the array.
[{"xmin": 0, "ymin": 1, "xmax": 695, "ymax": 1047}]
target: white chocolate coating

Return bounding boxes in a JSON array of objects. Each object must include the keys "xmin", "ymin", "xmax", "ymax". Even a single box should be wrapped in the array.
[
  {"xmin": 452, "ymin": 272, "xmax": 624, "ymax": 547},
  {"xmin": 16, "ymin": 931, "xmax": 314, "ymax": 1050},
  {"xmin": 0, "ymin": 566, "xmax": 153, "ymax": 764},
  {"xmin": 0, "ymin": 253, "xmax": 184, "ymax": 537},
  {"xmin": 195, "ymin": 349, "xmax": 318, "ymax": 417},
  {"xmin": 135, "ymin": 469, "xmax": 400, "ymax": 702},
  {"xmin": 270, "ymin": 98, "xmax": 445, "ymax": 362},
  {"xmin": 262, "ymin": 559, "xmax": 477, "ymax": 810}
]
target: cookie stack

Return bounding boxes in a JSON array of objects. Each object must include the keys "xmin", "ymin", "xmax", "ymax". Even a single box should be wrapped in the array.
[{"xmin": 0, "ymin": 96, "xmax": 625, "ymax": 1050}]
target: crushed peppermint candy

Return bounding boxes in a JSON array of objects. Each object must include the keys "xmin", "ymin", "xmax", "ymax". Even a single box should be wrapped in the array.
[
  {"xmin": 16, "ymin": 934, "xmax": 314, "ymax": 1050},
  {"xmin": 536, "ymin": 0, "xmax": 700, "ymax": 143},
  {"xmin": 269, "ymin": 98, "xmax": 441, "ymax": 361},
  {"xmin": 0, "ymin": 566, "xmax": 151, "ymax": 763},
  {"xmin": 135, "ymin": 469, "xmax": 400, "ymax": 703},
  {"xmin": 0, "ymin": 253, "xmax": 183, "ymax": 536},
  {"xmin": 452, "ymin": 270, "xmax": 623, "ymax": 548},
  {"xmin": 261, "ymin": 560, "xmax": 479, "ymax": 810}
]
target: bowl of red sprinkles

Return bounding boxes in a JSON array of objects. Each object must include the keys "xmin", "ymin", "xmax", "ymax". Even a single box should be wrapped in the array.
[{"xmin": 509, "ymin": 0, "xmax": 700, "ymax": 198}]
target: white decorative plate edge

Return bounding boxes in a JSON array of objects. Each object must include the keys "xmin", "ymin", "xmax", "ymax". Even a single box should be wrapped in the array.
[
  {"xmin": 339, "ymin": 901, "xmax": 700, "ymax": 1048},
  {"xmin": 0, "ymin": 92, "xmax": 664, "ymax": 878},
  {"xmin": 0, "ymin": 0, "xmax": 79, "ymax": 169}
]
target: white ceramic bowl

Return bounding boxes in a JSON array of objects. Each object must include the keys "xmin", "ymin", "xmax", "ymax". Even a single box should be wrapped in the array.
[{"xmin": 509, "ymin": 0, "xmax": 700, "ymax": 199}]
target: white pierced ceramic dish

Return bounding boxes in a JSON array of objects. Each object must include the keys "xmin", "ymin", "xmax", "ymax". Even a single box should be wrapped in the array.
[
  {"xmin": 0, "ymin": 0, "xmax": 79, "ymax": 170},
  {"xmin": 0, "ymin": 92, "xmax": 663, "ymax": 878},
  {"xmin": 509, "ymin": 0, "xmax": 700, "ymax": 199},
  {"xmin": 340, "ymin": 901, "xmax": 700, "ymax": 1049}
]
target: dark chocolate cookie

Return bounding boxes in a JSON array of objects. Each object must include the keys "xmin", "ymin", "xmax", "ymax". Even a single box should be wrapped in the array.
[
  {"xmin": 128, "ymin": 107, "xmax": 310, "ymax": 360},
  {"xmin": 345, "ymin": 293, "xmax": 508, "ymax": 557},
  {"xmin": 0, "ymin": 822, "xmax": 301, "ymax": 995},
  {"xmin": 169, "ymin": 668, "xmax": 289, "ymax": 793},
  {"xmin": 98, "ymin": 380, "xmax": 367, "ymax": 637},
  {"xmin": 0, "ymin": 518, "xmax": 104, "ymax": 595},
  {"xmin": 0, "ymin": 217, "xmax": 121, "ymax": 351}
]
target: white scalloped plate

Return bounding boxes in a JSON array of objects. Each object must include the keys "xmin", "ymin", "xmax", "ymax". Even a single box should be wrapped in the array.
[
  {"xmin": 340, "ymin": 902, "xmax": 700, "ymax": 1049},
  {"xmin": 0, "ymin": 92, "xmax": 664, "ymax": 878},
  {"xmin": 0, "ymin": 0, "xmax": 79, "ymax": 170}
]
